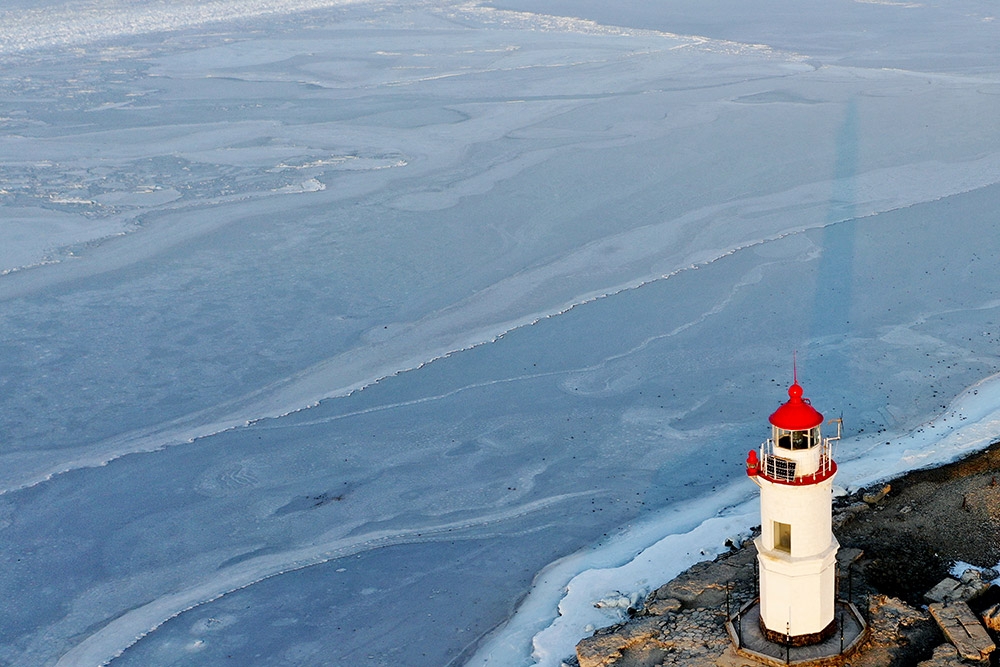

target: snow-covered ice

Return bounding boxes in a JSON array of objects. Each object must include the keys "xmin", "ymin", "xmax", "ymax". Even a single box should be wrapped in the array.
[{"xmin": 1, "ymin": 1, "xmax": 1000, "ymax": 666}]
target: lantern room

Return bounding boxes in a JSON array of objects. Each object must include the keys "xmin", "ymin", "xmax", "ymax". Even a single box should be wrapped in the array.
[
  {"xmin": 770, "ymin": 382, "xmax": 823, "ymax": 448},
  {"xmin": 755, "ymin": 382, "xmax": 836, "ymax": 483}
]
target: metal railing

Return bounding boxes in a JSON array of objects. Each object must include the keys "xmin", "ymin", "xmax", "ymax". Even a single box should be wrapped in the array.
[{"xmin": 758, "ymin": 438, "xmax": 836, "ymax": 485}]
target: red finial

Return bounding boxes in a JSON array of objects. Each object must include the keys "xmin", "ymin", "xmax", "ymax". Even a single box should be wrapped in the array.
[
  {"xmin": 769, "ymin": 358, "xmax": 823, "ymax": 430},
  {"xmin": 788, "ymin": 383, "xmax": 804, "ymax": 401}
]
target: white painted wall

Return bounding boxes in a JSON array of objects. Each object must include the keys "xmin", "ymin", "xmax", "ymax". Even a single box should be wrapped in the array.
[{"xmin": 756, "ymin": 474, "xmax": 838, "ymax": 637}]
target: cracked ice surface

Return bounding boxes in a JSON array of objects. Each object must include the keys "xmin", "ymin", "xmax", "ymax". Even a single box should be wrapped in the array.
[{"xmin": 1, "ymin": 1, "xmax": 1000, "ymax": 666}]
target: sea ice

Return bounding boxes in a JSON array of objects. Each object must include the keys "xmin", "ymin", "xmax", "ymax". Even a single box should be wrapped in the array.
[{"xmin": 1, "ymin": 2, "xmax": 999, "ymax": 667}]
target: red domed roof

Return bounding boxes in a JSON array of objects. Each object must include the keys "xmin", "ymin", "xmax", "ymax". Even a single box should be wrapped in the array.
[{"xmin": 769, "ymin": 382, "xmax": 823, "ymax": 430}]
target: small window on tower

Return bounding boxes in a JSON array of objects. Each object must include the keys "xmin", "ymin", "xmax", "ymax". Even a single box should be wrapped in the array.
[{"xmin": 774, "ymin": 521, "xmax": 791, "ymax": 553}]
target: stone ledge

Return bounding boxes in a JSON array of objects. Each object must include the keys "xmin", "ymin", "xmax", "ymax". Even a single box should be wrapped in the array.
[{"xmin": 928, "ymin": 601, "xmax": 996, "ymax": 663}]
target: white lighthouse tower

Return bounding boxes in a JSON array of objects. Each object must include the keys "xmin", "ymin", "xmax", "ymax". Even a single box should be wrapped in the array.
[{"xmin": 745, "ymin": 375, "xmax": 841, "ymax": 645}]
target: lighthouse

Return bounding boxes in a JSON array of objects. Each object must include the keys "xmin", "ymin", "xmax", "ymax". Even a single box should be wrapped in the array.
[{"xmin": 745, "ymin": 376, "xmax": 842, "ymax": 645}]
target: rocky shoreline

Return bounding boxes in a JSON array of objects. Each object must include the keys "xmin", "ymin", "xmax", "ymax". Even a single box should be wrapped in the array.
[{"xmin": 571, "ymin": 441, "xmax": 1000, "ymax": 667}]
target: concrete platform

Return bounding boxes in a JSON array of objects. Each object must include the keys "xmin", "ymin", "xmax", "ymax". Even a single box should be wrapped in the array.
[{"xmin": 725, "ymin": 599, "xmax": 867, "ymax": 666}]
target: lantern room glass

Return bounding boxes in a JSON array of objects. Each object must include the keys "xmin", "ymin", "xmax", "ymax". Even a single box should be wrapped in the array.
[{"xmin": 774, "ymin": 426, "xmax": 821, "ymax": 450}]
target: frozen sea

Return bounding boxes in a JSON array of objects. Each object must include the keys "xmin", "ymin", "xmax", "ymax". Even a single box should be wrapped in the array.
[{"xmin": 1, "ymin": 1, "xmax": 1000, "ymax": 665}]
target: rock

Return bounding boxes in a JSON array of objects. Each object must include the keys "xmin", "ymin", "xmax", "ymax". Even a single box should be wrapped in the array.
[
  {"xmin": 645, "ymin": 598, "xmax": 682, "ymax": 616},
  {"xmin": 836, "ymin": 595, "xmax": 937, "ymax": 667},
  {"xmin": 916, "ymin": 643, "xmax": 965, "ymax": 667},
  {"xmin": 981, "ymin": 603, "xmax": 1000, "ymax": 632},
  {"xmin": 653, "ymin": 560, "xmax": 740, "ymax": 609},
  {"xmin": 833, "ymin": 502, "xmax": 871, "ymax": 528},
  {"xmin": 928, "ymin": 601, "xmax": 996, "ymax": 663},
  {"xmin": 961, "ymin": 568, "xmax": 984, "ymax": 585},
  {"xmin": 926, "ymin": 578, "xmax": 963, "ymax": 604},
  {"xmin": 575, "ymin": 617, "xmax": 669, "ymax": 667},
  {"xmin": 650, "ymin": 582, "xmax": 674, "ymax": 601},
  {"xmin": 925, "ymin": 575, "xmax": 990, "ymax": 604},
  {"xmin": 837, "ymin": 546, "xmax": 864, "ymax": 566},
  {"xmin": 594, "ymin": 591, "xmax": 642, "ymax": 610},
  {"xmin": 576, "ymin": 633, "xmax": 631, "ymax": 667},
  {"xmin": 574, "ymin": 551, "xmax": 754, "ymax": 667},
  {"xmin": 959, "ymin": 580, "xmax": 990, "ymax": 601},
  {"xmin": 863, "ymin": 484, "xmax": 891, "ymax": 504}
]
